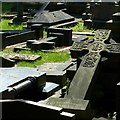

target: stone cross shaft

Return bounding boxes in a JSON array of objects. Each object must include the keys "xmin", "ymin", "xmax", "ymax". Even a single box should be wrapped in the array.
[{"xmin": 67, "ymin": 29, "xmax": 120, "ymax": 100}]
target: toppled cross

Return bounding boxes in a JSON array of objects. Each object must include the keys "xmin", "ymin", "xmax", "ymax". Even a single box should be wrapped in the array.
[{"xmin": 45, "ymin": 29, "xmax": 120, "ymax": 120}]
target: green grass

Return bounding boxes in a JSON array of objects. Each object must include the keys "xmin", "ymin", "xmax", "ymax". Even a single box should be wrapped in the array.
[
  {"xmin": 70, "ymin": 22, "xmax": 95, "ymax": 32},
  {"xmin": 0, "ymin": 19, "xmax": 26, "ymax": 30},
  {"xmin": 1, "ymin": 49, "xmax": 70, "ymax": 68}
]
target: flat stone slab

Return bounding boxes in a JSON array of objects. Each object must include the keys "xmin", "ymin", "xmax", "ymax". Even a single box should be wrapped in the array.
[
  {"xmin": 37, "ymin": 61, "xmax": 73, "ymax": 72},
  {"xmin": 46, "ymin": 98, "xmax": 93, "ymax": 120},
  {"xmin": 46, "ymin": 98, "xmax": 89, "ymax": 110},
  {"xmin": 0, "ymin": 67, "xmax": 46, "ymax": 93},
  {"xmin": 2, "ymin": 54, "xmax": 41, "ymax": 62},
  {"xmin": 28, "ymin": 10, "xmax": 74, "ymax": 26},
  {"xmin": 37, "ymin": 61, "xmax": 73, "ymax": 86}
]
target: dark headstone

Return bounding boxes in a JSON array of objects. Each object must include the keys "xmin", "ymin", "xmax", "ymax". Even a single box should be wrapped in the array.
[
  {"xmin": 91, "ymin": 2, "xmax": 115, "ymax": 21},
  {"xmin": 47, "ymin": 27, "xmax": 72, "ymax": 46},
  {"xmin": 31, "ymin": 24, "xmax": 43, "ymax": 40}
]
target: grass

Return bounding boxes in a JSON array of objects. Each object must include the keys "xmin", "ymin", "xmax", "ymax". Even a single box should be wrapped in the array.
[
  {"xmin": 1, "ymin": 49, "xmax": 70, "ymax": 68},
  {"xmin": 70, "ymin": 21, "xmax": 95, "ymax": 32},
  {"xmin": 0, "ymin": 19, "xmax": 93, "ymax": 68},
  {"xmin": 0, "ymin": 19, "xmax": 26, "ymax": 30}
]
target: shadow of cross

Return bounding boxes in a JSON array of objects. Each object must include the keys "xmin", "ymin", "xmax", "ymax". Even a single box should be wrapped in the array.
[{"xmin": 46, "ymin": 29, "xmax": 120, "ymax": 120}]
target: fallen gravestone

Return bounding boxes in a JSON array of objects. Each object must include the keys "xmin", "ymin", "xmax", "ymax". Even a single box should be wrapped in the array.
[
  {"xmin": 27, "ymin": 37, "xmax": 57, "ymax": 51},
  {"xmin": 3, "ymin": 53, "xmax": 41, "ymax": 62},
  {"xmin": 45, "ymin": 29, "xmax": 120, "ymax": 119}
]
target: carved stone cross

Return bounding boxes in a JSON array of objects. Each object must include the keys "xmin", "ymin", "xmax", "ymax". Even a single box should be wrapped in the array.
[
  {"xmin": 67, "ymin": 29, "xmax": 120, "ymax": 99},
  {"xmin": 46, "ymin": 29, "xmax": 120, "ymax": 120}
]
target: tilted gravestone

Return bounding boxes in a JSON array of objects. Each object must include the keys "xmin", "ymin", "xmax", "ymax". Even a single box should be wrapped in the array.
[
  {"xmin": 70, "ymin": 29, "xmax": 120, "ymax": 111},
  {"xmin": 45, "ymin": 29, "xmax": 120, "ymax": 119}
]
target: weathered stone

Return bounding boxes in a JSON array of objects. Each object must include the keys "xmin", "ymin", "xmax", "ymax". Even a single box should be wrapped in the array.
[
  {"xmin": 45, "ymin": 29, "xmax": 120, "ymax": 119},
  {"xmin": 46, "ymin": 98, "xmax": 93, "ymax": 120},
  {"xmin": 70, "ymin": 29, "xmax": 120, "ymax": 112},
  {"xmin": 3, "ymin": 53, "xmax": 41, "ymax": 62},
  {"xmin": 27, "ymin": 37, "xmax": 57, "ymax": 50},
  {"xmin": 37, "ymin": 61, "xmax": 73, "ymax": 87}
]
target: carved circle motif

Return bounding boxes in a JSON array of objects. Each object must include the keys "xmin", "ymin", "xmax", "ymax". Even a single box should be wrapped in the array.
[{"xmin": 88, "ymin": 42, "xmax": 104, "ymax": 52}]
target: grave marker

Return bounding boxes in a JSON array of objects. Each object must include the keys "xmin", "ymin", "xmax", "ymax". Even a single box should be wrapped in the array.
[{"xmin": 45, "ymin": 29, "xmax": 120, "ymax": 119}]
